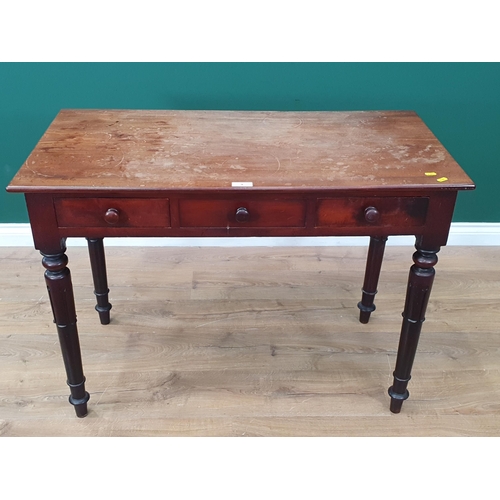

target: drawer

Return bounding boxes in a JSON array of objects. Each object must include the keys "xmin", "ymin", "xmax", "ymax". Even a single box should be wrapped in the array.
[
  {"xmin": 54, "ymin": 198, "xmax": 170, "ymax": 228},
  {"xmin": 179, "ymin": 198, "xmax": 306, "ymax": 228},
  {"xmin": 316, "ymin": 197, "xmax": 428, "ymax": 227}
]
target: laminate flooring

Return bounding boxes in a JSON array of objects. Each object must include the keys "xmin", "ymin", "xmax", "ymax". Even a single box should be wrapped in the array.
[{"xmin": 1, "ymin": 245, "xmax": 498, "ymax": 436}]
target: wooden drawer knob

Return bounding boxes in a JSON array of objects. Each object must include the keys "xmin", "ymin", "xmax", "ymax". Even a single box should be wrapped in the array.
[
  {"xmin": 104, "ymin": 208, "xmax": 120, "ymax": 225},
  {"xmin": 235, "ymin": 207, "xmax": 250, "ymax": 223},
  {"xmin": 364, "ymin": 206, "xmax": 380, "ymax": 223}
]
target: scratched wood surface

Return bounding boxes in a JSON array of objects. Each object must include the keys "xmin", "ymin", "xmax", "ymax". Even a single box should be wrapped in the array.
[
  {"xmin": 0, "ymin": 245, "xmax": 498, "ymax": 436},
  {"xmin": 7, "ymin": 110, "xmax": 474, "ymax": 192}
]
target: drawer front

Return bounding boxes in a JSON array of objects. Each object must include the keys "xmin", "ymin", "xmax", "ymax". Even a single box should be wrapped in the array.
[
  {"xmin": 179, "ymin": 198, "xmax": 306, "ymax": 228},
  {"xmin": 54, "ymin": 198, "xmax": 170, "ymax": 228},
  {"xmin": 316, "ymin": 197, "xmax": 428, "ymax": 228}
]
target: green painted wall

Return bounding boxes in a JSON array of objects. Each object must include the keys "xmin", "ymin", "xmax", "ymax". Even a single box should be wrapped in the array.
[{"xmin": 1, "ymin": 63, "xmax": 498, "ymax": 223}]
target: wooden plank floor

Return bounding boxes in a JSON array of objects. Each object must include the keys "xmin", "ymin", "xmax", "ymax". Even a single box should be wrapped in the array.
[{"xmin": 0, "ymin": 244, "xmax": 498, "ymax": 436}]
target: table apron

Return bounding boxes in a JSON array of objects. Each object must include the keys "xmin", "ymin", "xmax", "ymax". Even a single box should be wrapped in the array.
[{"xmin": 25, "ymin": 191, "xmax": 458, "ymax": 250}]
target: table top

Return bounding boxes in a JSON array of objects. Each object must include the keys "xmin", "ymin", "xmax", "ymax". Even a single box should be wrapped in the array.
[{"xmin": 7, "ymin": 109, "xmax": 475, "ymax": 193}]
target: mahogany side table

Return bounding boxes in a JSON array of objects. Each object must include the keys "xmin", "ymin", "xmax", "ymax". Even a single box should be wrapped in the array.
[{"xmin": 7, "ymin": 109, "xmax": 475, "ymax": 417}]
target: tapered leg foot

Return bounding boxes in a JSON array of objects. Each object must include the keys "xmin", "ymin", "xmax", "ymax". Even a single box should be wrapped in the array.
[
  {"xmin": 358, "ymin": 303, "xmax": 375, "ymax": 325},
  {"xmin": 68, "ymin": 379, "xmax": 90, "ymax": 417},
  {"xmin": 73, "ymin": 402, "xmax": 89, "ymax": 418},
  {"xmin": 358, "ymin": 236, "xmax": 387, "ymax": 323},
  {"xmin": 388, "ymin": 244, "xmax": 439, "ymax": 413},
  {"xmin": 87, "ymin": 238, "xmax": 112, "ymax": 325},
  {"xmin": 42, "ymin": 249, "xmax": 90, "ymax": 417},
  {"xmin": 388, "ymin": 379, "xmax": 410, "ymax": 413},
  {"xmin": 388, "ymin": 393, "xmax": 406, "ymax": 414}
]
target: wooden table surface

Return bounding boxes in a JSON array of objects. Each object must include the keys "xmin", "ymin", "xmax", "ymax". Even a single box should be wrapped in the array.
[{"xmin": 7, "ymin": 109, "xmax": 474, "ymax": 193}]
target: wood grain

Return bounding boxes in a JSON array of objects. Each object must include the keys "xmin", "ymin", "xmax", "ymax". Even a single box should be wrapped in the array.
[
  {"xmin": 0, "ymin": 245, "xmax": 498, "ymax": 436},
  {"xmin": 7, "ymin": 110, "xmax": 474, "ymax": 192}
]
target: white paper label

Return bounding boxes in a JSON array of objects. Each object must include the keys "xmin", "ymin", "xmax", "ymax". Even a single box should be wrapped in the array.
[{"xmin": 231, "ymin": 182, "xmax": 253, "ymax": 187}]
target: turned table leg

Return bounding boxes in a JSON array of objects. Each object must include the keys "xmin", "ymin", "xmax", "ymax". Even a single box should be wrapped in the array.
[
  {"xmin": 42, "ymin": 249, "xmax": 90, "ymax": 417},
  {"xmin": 388, "ymin": 243, "xmax": 439, "ymax": 413},
  {"xmin": 358, "ymin": 236, "xmax": 388, "ymax": 324},
  {"xmin": 87, "ymin": 238, "xmax": 112, "ymax": 325}
]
